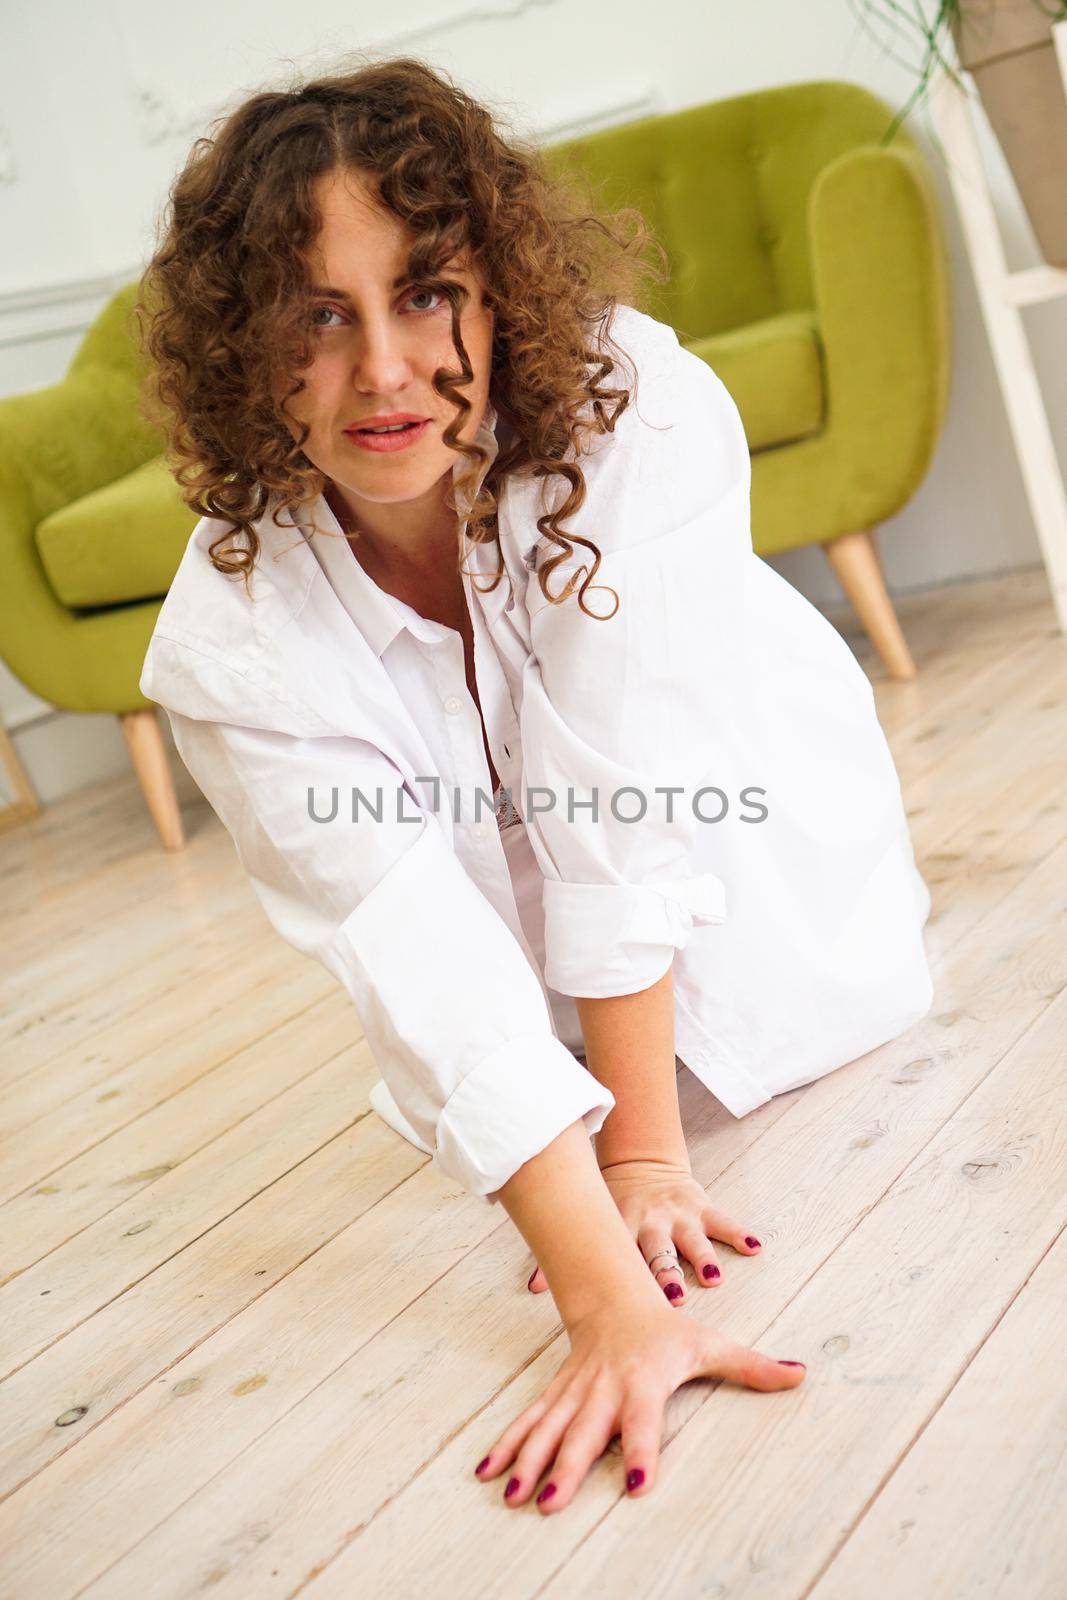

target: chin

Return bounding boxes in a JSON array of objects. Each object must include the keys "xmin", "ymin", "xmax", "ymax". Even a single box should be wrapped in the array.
[{"xmin": 331, "ymin": 462, "xmax": 446, "ymax": 504}]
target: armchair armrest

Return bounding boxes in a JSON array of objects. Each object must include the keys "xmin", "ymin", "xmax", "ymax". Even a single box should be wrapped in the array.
[
  {"xmin": 808, "ymin": 142, "xmax": 952, "ymax": 519},
  {"xmin": 0, "ymin": 381, "xmax": 165, "ymax": 710}
]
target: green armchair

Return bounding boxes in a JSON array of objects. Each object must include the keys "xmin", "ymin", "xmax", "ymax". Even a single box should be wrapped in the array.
[
  {"xmin": 0, "ymin": 280, "xmax": 197, "ymax": 848},
  {"xmin": 0, "ymin": 79, "xmax": 950, "ymax": 849},
  {"xmin": 547, "ymin": 78, "xmax": 951, "ymax": 680}
]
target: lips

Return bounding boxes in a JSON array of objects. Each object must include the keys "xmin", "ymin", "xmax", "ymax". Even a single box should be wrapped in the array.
[
  {"xmin": 343, "ymin": 417, "xmax": 431, "ymax": 454},
  {"xmin": 344, "ymin": 412, "xmax": 429, "ymax": 433}
]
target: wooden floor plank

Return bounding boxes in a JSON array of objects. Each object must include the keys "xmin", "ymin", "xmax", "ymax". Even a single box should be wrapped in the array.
[
  {"xmin": 0, "ymin": 1057, "xmax": 417, "ymax": 1497},
  {"xmin": 0, "ymin": 990, "xmax": 362, "ymax": 1280},
  {"xmin": 1, "ymin": 889, "xmax": 302, "ymax": 1108},
  {"xmin": 0, "ymin": 1033, "xmax": 364, "ymax": 1376},
  {"xmin": 804, "ymin": 1221, "xmax": 1067, "ymax": 1600},
  {"xmin": 0, "ymin": 951, "xmax": 333, "ymax": 1204},
  {"xmin": 0, "ymin": 823, "xmax": 247, "ymax": 1074}
]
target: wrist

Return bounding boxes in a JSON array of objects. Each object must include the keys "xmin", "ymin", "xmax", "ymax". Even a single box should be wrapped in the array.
[
  {"xmin": 593, "ymin": 1093, "xmax": 688, "ymax": 1173},
  {"xmin": 559, "ymin": 1254, "xmax": 673, "ymax": 1330},
  {"xmin": 596, "ymin": 1136, "xmax": 691, "ymax": 1173},
  {"xmin": 494, "ymin": 1119, "xmax": 667, "ymax": 1328}
]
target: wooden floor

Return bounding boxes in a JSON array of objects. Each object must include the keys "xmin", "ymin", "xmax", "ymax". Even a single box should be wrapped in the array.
[{"xmin": 2, "ymin": 563, "xmax": 1066, "ymax": 1599}]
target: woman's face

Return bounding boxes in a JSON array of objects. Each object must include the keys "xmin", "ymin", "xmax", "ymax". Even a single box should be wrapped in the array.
[{"xmin": 279, "ymin": 167, "xmax": 495, "ymax": 527}]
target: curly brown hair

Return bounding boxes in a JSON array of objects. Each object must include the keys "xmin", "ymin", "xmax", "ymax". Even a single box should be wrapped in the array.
[{"xmin": 134, "ymin": 53, "xmax": 668, "ymax": 619}]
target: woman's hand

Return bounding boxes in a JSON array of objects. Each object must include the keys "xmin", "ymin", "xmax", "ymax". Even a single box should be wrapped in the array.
[
  {"xmin": 475, "ymin": 1287, "xmax": 806, "ymax": 1512},
  {"xmin": 526, "ymin": 1156, "xmax": 764, "ymax": 1306}
]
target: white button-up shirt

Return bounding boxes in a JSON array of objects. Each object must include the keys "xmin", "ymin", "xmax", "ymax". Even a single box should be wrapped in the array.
[{"xmin": 140, "ymin": 303, "xmax": 934, "ymax": 1205}]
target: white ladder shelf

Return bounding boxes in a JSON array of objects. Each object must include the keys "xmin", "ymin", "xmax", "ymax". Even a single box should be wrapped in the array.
[{"xmin": 927, "ymin": 38, "xmax": 1067, "ymax": 637}]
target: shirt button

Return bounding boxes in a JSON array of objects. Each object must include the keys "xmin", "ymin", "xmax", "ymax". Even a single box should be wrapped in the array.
[{"xmin": 444, "ymin": 696, "xmax": 463, "ymax": 715}]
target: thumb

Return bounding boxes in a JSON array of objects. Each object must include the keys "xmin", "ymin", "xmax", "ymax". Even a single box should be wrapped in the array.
[
  {"xmin": 695, "ymin": 1329, "xmax": 807, "ymax": 1392},
  {"xmin": 526, "ymin": 1263, "xmax": 549, "ymax": 1294}
]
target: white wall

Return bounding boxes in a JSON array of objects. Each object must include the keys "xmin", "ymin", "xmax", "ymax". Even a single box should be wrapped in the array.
[{"xmin": 1, "ymin": 0, "xmax": 1061, "ymax": 801}]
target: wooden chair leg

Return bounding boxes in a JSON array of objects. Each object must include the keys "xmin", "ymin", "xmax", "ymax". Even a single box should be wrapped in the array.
[
  {"xmin": 119, "ymin": 708, "xmax": 185, "ymax": 850},
  {"xmin": 0, "ymin": 721, "xmax": 41, "ymax": 834},
  {"xmin": 822, "ymin": 528, "xmax": 917, "ymax": 680}
]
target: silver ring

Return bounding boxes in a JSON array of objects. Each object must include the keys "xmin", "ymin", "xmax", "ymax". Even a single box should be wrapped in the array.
[{"xmin": 646, "ymin": 1249, "xmax": 682, "ymax": 1277}]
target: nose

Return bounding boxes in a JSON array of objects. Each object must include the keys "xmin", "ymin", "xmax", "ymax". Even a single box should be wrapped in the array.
[{"xmin": 350, "ymin": 317, "xmax": 415, "ymax": 399}]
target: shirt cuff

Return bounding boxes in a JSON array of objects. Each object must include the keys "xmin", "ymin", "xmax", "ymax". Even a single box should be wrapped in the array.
[
  {"xmin": 541, "ymin": 872, "xmax": 728, "ymax": 998},
  {"xmin": 435, "ymin": 1032, "xmax": 616, "ymax": 1205}
]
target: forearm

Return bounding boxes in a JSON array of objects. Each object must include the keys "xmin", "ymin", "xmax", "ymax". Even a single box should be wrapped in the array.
[
  {"xmin": 574, "ymin": 963, "xmax": 689, "ymax": 1169},
  {"xmin": 493, "ymin": 1117, "xmax": 666, "ymax": 1325}
]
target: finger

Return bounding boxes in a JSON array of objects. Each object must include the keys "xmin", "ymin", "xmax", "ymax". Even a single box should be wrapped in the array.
[
  {"xmin": 618, "ymin": 1387, "xmax": 667, "ymax": 1498},
  {"xmin": 702, "ymin": 1205, "xmax": 762, "ymax": 1257},
  {"xmin": 526, "ymin": 1263, "xmax": 548, "ymax": 1294},
  {"xmin": 693, "ymin": 1328, "xmax": 807, "ymax": 1392},
  {"xmin": 637, "ymin": 1226, "xmax": 685, "ymax": 1306},
  {"xmin": 476, "ymin": 1367, "xmax": 575, "ymax": 1481},
  {"xmin": 532, "ymin": 1387, "xmax": 621, "ymax": 1513},
  {"xmin": 673, "ymin": 1222, "xmax": 722, "ymax": 1287},
  {"xmin": 504, "ymin": 1386, "xmax": 585, "ymax": 1506}
]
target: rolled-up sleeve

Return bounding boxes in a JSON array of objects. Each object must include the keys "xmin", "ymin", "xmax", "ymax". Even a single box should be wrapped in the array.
[
  {"xmin": 164, "ymin": 710, "xmax": 616, "ymax": 1203},
  {"xmin": 518, "ymin": 315, "xmax": 752, "ymax": 998}
]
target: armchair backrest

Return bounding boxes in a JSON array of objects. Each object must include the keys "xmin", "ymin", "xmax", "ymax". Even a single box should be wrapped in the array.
[
  {"xmin": 544, "ymin": 79, "xmax": 917, "ymax": 341},
  {"xmin": 69, "ymin": 277, "xmax": 156, "ymax": 389},
  {"xmin": 1, "ymin": 278, "xmax": 162, "ymax": 526}
]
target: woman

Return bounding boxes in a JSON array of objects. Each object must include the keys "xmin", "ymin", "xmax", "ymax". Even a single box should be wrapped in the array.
[{"xmin": 136, "ymin": 56, "xmax": 933, "ymax": 1514}]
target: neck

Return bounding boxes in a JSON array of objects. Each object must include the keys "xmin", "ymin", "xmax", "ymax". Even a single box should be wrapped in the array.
[{"xmin": 325, "ymin": 477, "xmax": 458, "ymax": 585}]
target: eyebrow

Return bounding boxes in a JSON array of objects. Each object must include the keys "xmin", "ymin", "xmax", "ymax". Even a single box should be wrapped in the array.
[
  {"xmin": 310, "ymin": 263, "xmax": 467, "ymax": 299},
  {"xmin": 310, "ymin": 272, "xmax": 410, "ymax": 297}
]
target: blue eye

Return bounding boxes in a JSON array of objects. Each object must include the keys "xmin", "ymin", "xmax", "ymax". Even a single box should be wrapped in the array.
[
  {"xmin": 406, "ymin": 285, "xmax": 446, "ymax": 315},
  {"xmin": 311, "ymin": 304, "xmax": 344, "ymax": 329},
  {"xmin": 309, "ymin": 286, "xmax": 446, "ymax": 330}
]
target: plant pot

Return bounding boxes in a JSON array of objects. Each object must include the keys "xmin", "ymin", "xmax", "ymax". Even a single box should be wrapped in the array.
[{"xmin": 950, "ymin": 0, "xmax": 1067, "ymax": 267}]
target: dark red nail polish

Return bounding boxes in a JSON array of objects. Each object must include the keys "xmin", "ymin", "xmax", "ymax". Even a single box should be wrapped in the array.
[
  {"xmin": 778, "ymin": 1360, "xmax": 806, "ymax": 1368},
  {"xmin": 664, "ymin": 1281, "xmax": 682, "ymax": 1300},
  {"xmin": 744, "ymin": 1236, "xmax": 761, "ymax": 1249},
  {"xmin": 476, "ymin": 1456, "xmax": 490, "ymax": 1475},
  {"xmin": 537, "ymin": 1482, "xmax": 556, "ymax": 1505},
  {"xmin": 627, "ymin": 1467, "xmax": 645, "ymax": 1491},
  {"xmin": 702, "ymin": 1263, "xmax": 720, "ymax": 1279},
  {"xmin": 505, "ymin": 1476, "xmax": 520, "ymax": 1497}
]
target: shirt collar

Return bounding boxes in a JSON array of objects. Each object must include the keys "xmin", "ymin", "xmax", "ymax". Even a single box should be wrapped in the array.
[{"xmin": 292, "ymin": 399, "xmax": 502, "ymax": 660}]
